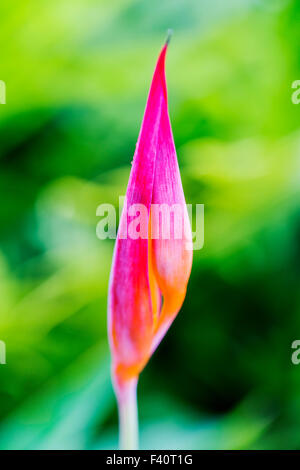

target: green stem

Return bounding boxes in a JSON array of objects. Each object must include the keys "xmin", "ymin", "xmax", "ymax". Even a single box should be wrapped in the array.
[{"xmin": 117, "ymin": 377, "xmax": 139, "ymax": 450}]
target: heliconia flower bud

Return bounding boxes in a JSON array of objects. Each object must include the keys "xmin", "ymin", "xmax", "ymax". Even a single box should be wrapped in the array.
[{"xmin": 108, "ymin": 41, "xmax": 193, "ymax": 395}]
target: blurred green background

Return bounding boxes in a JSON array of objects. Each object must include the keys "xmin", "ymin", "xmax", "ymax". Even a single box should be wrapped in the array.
[{"xmin": 0, "ymin": 0, "xmax": 300, "ymax": 450}]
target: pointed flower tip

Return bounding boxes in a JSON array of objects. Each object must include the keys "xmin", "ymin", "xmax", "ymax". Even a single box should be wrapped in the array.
[
  {"xmin": 158, "ymin": 29, "xmax": 172, "ymax": 70},
  {"xmin": 165, "ymin": 29, "xmax": 173, "ymax": 46}
]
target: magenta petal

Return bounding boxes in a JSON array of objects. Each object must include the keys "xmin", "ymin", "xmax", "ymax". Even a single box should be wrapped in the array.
[
  {"xmin": 108, "ymin": 42, "xmax": 192, "ymax": 386},
  {"xmin": 108, "ymin": 45, "xmax": 168, "ymax": 384},
  {"xmin": 150, "ymin": 71, "xmax": 193, "ymax": 351}
]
